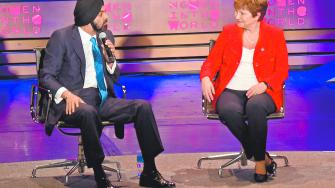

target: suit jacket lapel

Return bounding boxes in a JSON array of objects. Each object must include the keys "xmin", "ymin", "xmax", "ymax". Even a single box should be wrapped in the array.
[
  {"xmin": 96, "ymin": 34, "xmax": 106, "ymax": 70},
  {"xmin": 254, "ymin": 21, "xmax": 266, "ymax": 61},
  {"xmin": 230, "ymin": 25, "xmax": 243, "ymax": 61},
  {"xmin": 72, "ymin": 26, "xmax": 86, "ymax": 79},
  {"xmin": 96, "ymin": 35, "xmax": 107, "ymax": 74}
]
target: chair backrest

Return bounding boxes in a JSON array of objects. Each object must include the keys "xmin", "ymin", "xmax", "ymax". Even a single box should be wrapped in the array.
[
  {"xmin": 34, "ymin": 48, "xmax": 46, "ymax": 73},
  {"xmin": 30, "ymin": 48, "xmax": 51, "ymax": 124},
  {"xmin": 202, "ymin": 40, "xmax": 285, "ymax": 120}
]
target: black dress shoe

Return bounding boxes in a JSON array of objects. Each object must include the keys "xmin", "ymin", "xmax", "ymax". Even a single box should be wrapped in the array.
[
  {"xmin": 95, "ymin": 176, "xmax": 114, "ymax": 188},
  {"xmin": 254, "ymin": 173, "xmax": 268, "ymax": 183},
  {"xmin": 94, "ymin": 165, "xmax": 114, "ymax": 188},
  {"xmin": 139, "ymin": 170, "xmax": 176, "ymax": 187},
  {"xmin": 265, "ymin": 152, "xmax": 277, "ymax": 176}
]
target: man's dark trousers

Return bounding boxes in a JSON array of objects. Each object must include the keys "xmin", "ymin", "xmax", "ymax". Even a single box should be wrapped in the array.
[{"xmin": 61, "ymin": 88, "xmax": 164, "ymax": 168}]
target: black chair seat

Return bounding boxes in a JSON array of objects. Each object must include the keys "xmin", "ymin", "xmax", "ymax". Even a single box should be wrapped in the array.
[{"xmin": 56, "ymin": 121, "xmax": 117, "ymax": 136}]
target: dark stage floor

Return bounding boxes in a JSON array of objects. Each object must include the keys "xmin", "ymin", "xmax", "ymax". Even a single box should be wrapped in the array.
[{"xmin": 1, "ymin": 62, "xmax": 335, "ymax": 163}]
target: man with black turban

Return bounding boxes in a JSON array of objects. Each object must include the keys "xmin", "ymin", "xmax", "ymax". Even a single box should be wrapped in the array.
[{"xmin": 40, "ymin": 0, "xmax": 176, "ymax": 187}]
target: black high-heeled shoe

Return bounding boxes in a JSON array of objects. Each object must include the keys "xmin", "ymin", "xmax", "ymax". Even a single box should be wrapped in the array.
[
  {"xmin": 265, "ymin": 152, "xmax": 277, "ymax": 176},
  {"xmin": 254, "ymin": 173, "xmax": 268, "ymax": 183}
]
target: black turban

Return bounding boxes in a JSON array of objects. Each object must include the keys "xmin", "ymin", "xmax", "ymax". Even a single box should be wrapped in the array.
[{"xmin": 74, "ymin": 0, "xmax": 104, "ymax": 26}]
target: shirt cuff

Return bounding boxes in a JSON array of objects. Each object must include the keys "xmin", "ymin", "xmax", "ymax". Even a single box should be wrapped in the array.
[
  {"xmin": 54, "ymin": 87, "xmax": 68, "ymax": 104},
  {"xmin": 106, "ymin": 60, "xmax": 117, "ymax": 74}
]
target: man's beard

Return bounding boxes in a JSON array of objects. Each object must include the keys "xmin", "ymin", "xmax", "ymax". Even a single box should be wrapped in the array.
[{"xmin": 91, "ymin": 20, "xmax": 107, "ymax": 33}]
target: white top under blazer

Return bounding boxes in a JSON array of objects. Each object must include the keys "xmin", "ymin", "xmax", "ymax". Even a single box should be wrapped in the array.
[{"xmin": 226, "ymin": 47, "xmax": 258, "ymax": 91}]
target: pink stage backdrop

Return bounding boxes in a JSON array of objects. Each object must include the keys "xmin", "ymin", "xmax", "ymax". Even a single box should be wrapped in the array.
[{"xmin": 0, "ymin": 0, "xmax": 332, "ymax": 38}]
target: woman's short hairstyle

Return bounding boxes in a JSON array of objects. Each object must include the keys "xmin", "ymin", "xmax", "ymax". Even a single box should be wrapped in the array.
[{"xmin": 234, "ymin": 0, "xmax": 268, "ymax": 21}]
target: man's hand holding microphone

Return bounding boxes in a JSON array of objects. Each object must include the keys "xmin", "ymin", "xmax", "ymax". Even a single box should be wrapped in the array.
[{"xmin": 99, "ymin": 32, "xmax": 116, "ymax": 68}]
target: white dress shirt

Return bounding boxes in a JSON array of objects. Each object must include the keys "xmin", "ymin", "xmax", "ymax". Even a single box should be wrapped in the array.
[
  {"xmin": 54, "ymin": 27, "xmax": 117, "ymax": 104},
  {"xmin": 226, "ymin": 47, "xmax": 259, "ymax": 91}
]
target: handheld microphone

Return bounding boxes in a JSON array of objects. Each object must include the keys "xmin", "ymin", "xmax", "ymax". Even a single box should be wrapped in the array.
[{"xmin": 98, "ymin": 32, "xmax": 116, "ymax": 62}]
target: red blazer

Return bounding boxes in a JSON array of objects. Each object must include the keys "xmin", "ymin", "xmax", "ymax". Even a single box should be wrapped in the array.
[{"xmin": 200, "ymin": 21, "xmax": 289, "ymax": 111}]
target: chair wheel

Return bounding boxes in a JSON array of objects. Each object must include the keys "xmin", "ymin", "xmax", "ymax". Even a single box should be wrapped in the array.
[
  {"xmin": 31, "ymin": 169, "xmax": 37, "ymax": 178},
  {"xmin": 218, "ymin": 168, "xmax": 224, "ymax": 177}
]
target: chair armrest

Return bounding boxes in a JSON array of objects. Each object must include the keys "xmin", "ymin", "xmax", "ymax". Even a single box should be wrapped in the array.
[
  {"xmin": 30, "ymin": 85, "xmax": 37, "ymax": 121},
  {"xmin": 202, "ymin": 96, "xmax": 219, "ymax": 119},
  {"xmin": 30, "ymin": 84, "xmax": 53, "ymax": 124}
]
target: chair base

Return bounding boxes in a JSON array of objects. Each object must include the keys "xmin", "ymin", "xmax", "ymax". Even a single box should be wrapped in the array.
[
  {"xmin": 31, "ymin": 158, "xmax": 122, "ymax": 184},
  {"xmin": 197, "ymin": 150, "xmax": 289, "ymax": 177}
]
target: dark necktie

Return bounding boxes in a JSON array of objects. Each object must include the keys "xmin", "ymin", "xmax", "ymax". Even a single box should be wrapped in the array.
[{"xmin": 90, "ymin": 37, "xmax": 108, "ymax": 105}]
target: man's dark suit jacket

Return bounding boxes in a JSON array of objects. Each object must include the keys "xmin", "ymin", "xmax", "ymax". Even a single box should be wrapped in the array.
[{"xmin": 40, "ymin": 25, "xmax": 122, "ymax": 136}]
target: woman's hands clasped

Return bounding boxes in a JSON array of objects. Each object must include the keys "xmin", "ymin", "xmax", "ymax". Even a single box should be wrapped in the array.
[{"xmin": 202, "ymin": 78, "xmax": 268, "ymax": 101}]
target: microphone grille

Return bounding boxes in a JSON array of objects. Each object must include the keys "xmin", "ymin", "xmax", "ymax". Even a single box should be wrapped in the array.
[{"xmin": 98, "ymin": 32, "xmax": 107, "ymax": 39}]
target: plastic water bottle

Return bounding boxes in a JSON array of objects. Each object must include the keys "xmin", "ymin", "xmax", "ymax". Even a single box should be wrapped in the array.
[{"xmin": 136, "ymin": 152, "xmax": 144, "ymax": 177}]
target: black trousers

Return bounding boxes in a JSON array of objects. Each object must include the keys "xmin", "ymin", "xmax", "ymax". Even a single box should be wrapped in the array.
[
  {"xmin": 216, "ymin": 89, "xmax": 275, "ymax": 161},
  {"xmin": 61, "ymin": 88, "xmax": 164, "ymax": 167}
]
